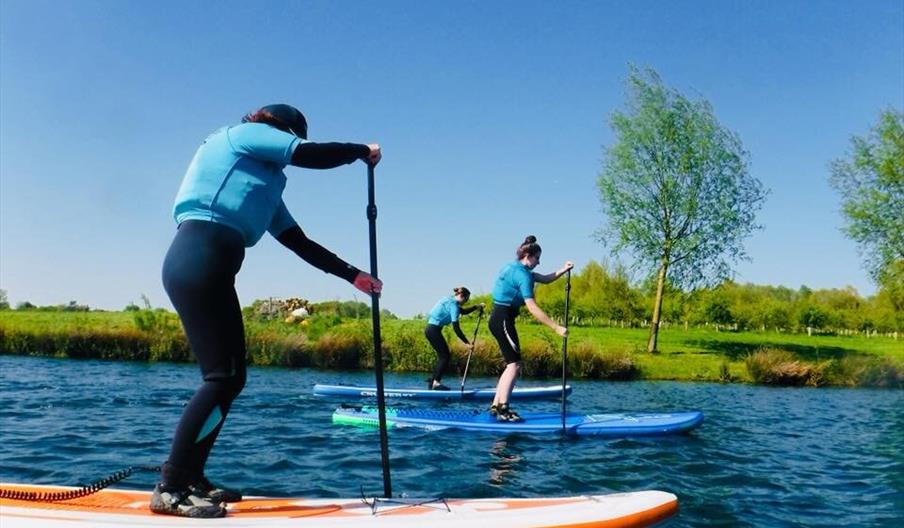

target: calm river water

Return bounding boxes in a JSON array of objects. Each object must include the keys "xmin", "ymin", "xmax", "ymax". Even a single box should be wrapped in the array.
[{"xmin": 0, "ymin": 355, "xmax": 901, "ymax": 526}]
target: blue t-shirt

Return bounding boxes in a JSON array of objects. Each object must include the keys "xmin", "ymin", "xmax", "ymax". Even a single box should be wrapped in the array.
[
  {"xmin": 427, "ymin": 296, "xmax": 461, "ymax": 327},
  {"xmin": 173, "ymin": 123, "xmax": 303, "ymax": 247},
  {"xmin": 491, "ymin": 261, "xmax": 535, "ymax": 307}
]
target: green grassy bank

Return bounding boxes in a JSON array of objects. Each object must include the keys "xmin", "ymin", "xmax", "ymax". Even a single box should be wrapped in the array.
[{"xmin": 1, "ymin": 311, "xmax": 901, "ymax": 388}]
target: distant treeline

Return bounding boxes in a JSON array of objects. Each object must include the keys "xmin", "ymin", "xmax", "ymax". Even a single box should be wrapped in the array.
[
  {"xmin": 511, "ymin": 261, "xmax": 904, "ymax": 334},
  {"xmin": 1, "ymin": 298, "xmax": 901, "ymax": 388},
  {"xmin": 3, "ymin": 262, "xmax": 901, "ymax": 334}
]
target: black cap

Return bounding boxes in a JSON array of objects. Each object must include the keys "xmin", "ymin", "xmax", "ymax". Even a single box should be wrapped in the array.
[{"xmin": 243, "ymin": 104, "xmax": 308, "ymax": 139}]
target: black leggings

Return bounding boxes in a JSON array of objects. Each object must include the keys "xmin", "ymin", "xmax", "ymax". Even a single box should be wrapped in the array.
[
  {"xmin": 489, "ymin": 304, "xmax": 521, "ymax": 364},
  {"xmin": 425, "ymin": 324, "xmax": 450, "ymax": 382},
  {"xmin": 160, "ymin": 220, "xmax": 247, "ymax": 489}
]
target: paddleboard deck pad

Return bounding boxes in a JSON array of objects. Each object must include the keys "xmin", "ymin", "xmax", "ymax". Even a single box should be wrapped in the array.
[
  {"xmin": 0, "ymin": 484, "xmax": 677, "ymax": 527},
  {"xmin": 334, "ymin": 406, "xmax": 703, "ymax": 436},
  {"xmin": 313, "ymin": 384, "xmax": 572, "ymax": 400}
]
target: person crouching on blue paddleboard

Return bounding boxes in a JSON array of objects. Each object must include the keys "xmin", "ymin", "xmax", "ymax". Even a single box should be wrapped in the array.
[
  {"xmin": 425, "ymin": 287, "xmax": 485, "ymax": 390},
  {"xmin": 154, "ymin": 104, "xmax": 382, "ymax": 518},
  {"xmin": 489, "ymin": 235, "xmax": 572, "ymax": 422}
]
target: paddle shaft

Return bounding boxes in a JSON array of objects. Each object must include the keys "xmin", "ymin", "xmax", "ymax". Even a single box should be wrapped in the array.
[
  {"xmin": 561, "ymin": 269, "xmax": 571, "ymax": 432},
  {"xmin": 460, "ymin": 310, "xmax": 484, "ymax": 393},
  {"xmin": 366, "ymin": 163, "xmax": 392, "ymax": 498}
]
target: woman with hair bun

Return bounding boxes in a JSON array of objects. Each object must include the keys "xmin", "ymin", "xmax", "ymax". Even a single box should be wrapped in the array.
[
  {"xmin": 153, "ymin": 103, "xmax": 382, "ymax": 518},
  {"xmin": 424, "ymin": 287, "xmax": 484, "ymax": 390},
  {"xmin": 488, "ymin": 235, "xmax": 572, "ymax": 421}
]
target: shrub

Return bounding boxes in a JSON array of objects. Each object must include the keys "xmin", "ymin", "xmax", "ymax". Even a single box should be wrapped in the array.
[
  {"xmin": 520, "ymin": 339, "xmax": 558, "ymax": 377},
  {"xmin": 569, "ymin": 342, "xmax": 640, "ymax": 380},
  {"xmin": 249, "ymin": 332, "xmax": 310, "ymax": 367},
  {"xmin": 828, "ymin": 356, "xmax": 904, "ymax": 388},
  {"xmin": 453, "ymin": 339, "xmax": 503, "ymax": 377},
  {"xmin": 132, "ymin": 308, "xmax": 179, "ymax": 334},
  {"xmin": 856, "ymin": 360, "xmax": 903, "ymax": 389},
  {"xmin": 148, "ymin": 333, "xmax": 191, "ymax": 362},
  {"xmin": 301, "ymin": 314, "xmax": 344, "ymax": 341},
  {"xmin": 61, "ymin": 330, "xmax": 147, "ymax": 360},
  {"xmin": 745, "ymin": 348, "xmax": 827, "ymax": 386},
  {"xmin": 718, "ymin": 360, "xmax": 735, "ymax": 383},
  {"xmin": 0, "ymin": 325, "xmax": 181, "ymax": 362},
  {"xmin": 311, "ymin": 331, "xmax": 369, "ymax": 369},
  {"xmin": 384, "ymin": 325, "xmax": 433, "ymax": 372}
]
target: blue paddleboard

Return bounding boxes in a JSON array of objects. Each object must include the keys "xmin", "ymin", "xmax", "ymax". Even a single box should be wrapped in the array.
[
  {"xmin": 333, "ymin": 405, "xmax": 704, "ymax": 437},
  {"xmin": 313, "ymin": 384, "xmax": 571, "ymax": 400}
]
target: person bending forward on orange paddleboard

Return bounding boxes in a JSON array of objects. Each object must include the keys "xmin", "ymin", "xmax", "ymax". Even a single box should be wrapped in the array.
[{"xmin": 154, "ymin": 104, "xmax": 381, "ymax": 518}]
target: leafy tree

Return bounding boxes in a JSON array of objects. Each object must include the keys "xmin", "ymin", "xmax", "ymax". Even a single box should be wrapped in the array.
[
  {"xmin": 704, "ymin": 296, "xmax": 734, "ymax": 326},
  {"xmin": 310, "ymin": 300, "xmax": 393, "ymax": 319},
  {"xmin": 638, "ymin": 273, "xmax": 687, "ymax": 324},
  {"xmin": 602, "ymin": 264, "xmax": 645, "ymax": 323},
  {"xmin": 799, "ymin": 305, "xmax": 830, "ymax": 330},
  {"xmin": 877, "ymin": 260, "xmax": 904, "ymax": 313},
  {"xmin": 829, "ymin": 109, "xmax": 904, "ymax": 287},
  {"xmin": 570, "ymin": 261, "xmax": 608, "ymax": 322},
  {"xmin": 597, "ymin": 67, "xmax": 767, "ymax": 351},
  {"xmin": 868, "ymin": 275, "xmax": 904, "ymax": 331},
  {"xmin": 61, "ymin": 300, "xmax": 89, "ymax": 312},
  {"xmin": 0, "ymin": 289, "xmax": 8, "ymax": 310},
  {"xmin": 535, "ymin": 260, "xmax": 644, "ymax": 325},
  {"xmin": 760, "ymin": 300, "xmax": 792, "ymax": 331},
  {"xmin": 341, "ymin": 301, "xmax": 372, "ymax": 319}
]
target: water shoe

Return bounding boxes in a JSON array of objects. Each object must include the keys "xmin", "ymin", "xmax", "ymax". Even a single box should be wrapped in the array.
[
  {"xmin": 190, "ymin": 475, "xmax": 243, "ymax": 503},
  {"xmin": 496, "ymin": 403, "xmax": 524, "ymax": 422},
  {"xmin": 149, "ymin": 484, "xmax": 226, "ymax": 518}
]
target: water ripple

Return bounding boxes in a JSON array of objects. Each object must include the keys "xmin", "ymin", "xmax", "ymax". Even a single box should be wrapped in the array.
[{"xmin": 1, "ymin": 356, "xmax": 902, "ymax": 527}]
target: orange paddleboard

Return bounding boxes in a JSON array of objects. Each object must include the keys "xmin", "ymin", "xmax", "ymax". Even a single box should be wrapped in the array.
[{"xmin": 0, "ymin": 483, "xmax": 677, "ymax": 527}]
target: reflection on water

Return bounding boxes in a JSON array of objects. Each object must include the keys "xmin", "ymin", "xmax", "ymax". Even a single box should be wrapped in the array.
[{"xmin": 488, "ymin": 440, "xmax": 523, "ymax": 485}]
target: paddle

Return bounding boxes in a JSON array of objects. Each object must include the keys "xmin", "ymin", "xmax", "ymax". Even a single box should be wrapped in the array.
[
  {"xmin": 459, "ymin": 308, "xmax": 484, "ymax": 394},
  {"xmin": 366, "ymin": 162, "xmax": 391, "ymax": 498},
  {"xmin": 561, "ymin": 269, "xmax": 572, "ymax": 433}
]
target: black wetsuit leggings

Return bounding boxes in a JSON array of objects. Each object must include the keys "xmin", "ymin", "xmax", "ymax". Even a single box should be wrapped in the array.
[
  {"xmin": 424, "ymin": 324, "xmax": 451, "ymax": 382},
  {"xmin": 160, "ymin": 220, "xmax": 247, "ymax": 489},
  {"xmin": 489, "ymin": 304, "xmax": 522, "ymax": 364}
]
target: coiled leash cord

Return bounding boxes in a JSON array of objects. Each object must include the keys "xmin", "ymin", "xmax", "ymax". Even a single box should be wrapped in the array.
[{"xmin": 0, "ymin": 465, "xmax": 160, "ymax": 502}]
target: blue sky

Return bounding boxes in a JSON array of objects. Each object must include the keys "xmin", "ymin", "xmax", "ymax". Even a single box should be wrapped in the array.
[{"xmin": 1, "ymin": 0, "xmax": 902, "ymax": 318}]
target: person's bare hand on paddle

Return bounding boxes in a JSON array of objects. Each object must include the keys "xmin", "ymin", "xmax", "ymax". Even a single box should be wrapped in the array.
[
  {"xmin": 365, "ymin": 144, "xmax": 381, "ymax": 165},
  {"xmin": 353, "ymin": 271, "xmax": 382, "ymax": 297}
]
